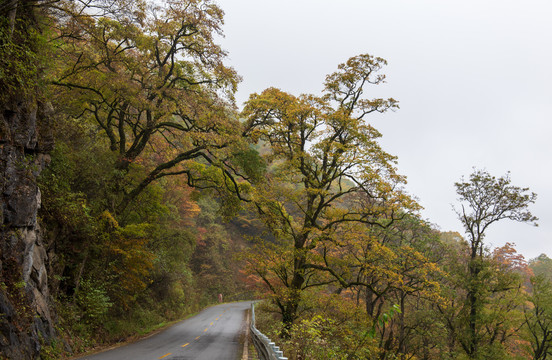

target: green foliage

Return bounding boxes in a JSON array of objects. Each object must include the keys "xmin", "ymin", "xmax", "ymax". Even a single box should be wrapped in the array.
[
  {"xmin": 232, "ymin": 147, "xmax": 267, "ymax": 184},
  {"xmin": 451, "ymin": 169, "xmax": 537, "ymax": 359},
  {"xmin": 283, "ymin": 315, "xmax": 345, "ymax": 359},
  {"xmin": 39, "ymin": 337, "xmax": 64, "ymax": 360},
  {"xmin": 75, "ymin": 280, "xmax": 112, "ymax": 323},
  {"xmin": 523, "ymin": 275, "xmax": 552, "ymax": 359},
  {"xmin": 255, "ymin": 295, "xmax": 405, "ymax": 359},
  {"xmin": 433, "ymin": 237, "xmax": 532, "ymax": 360},
  {"xmin": 102, "ymin": 306, "xmax": 168, "ymax": 339},
  {"xmin": 147, "ymin": 226, "xmax": 197, "ymax": 313},
  {"xmin": 0, "ymin": 18, "xmax": 40, "ymax": 102},
  {"xmin": 530, "ymin": 254, "xmax": 552, "ymax": 282}
]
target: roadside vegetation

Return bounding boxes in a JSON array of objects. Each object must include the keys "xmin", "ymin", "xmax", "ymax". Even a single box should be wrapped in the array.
[{"xmin": 2, "ymin": 1, "xmax": 550, "ymax": 359}]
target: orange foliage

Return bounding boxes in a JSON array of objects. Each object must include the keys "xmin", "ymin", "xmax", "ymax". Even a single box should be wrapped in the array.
[{"xmin": 493, "ymin": 242, "xmax": 534, "ymax": 279}]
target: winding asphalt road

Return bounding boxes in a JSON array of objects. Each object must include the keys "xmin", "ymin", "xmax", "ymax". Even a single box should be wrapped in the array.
[{"xmin": 80, "ymin": 301, "xmax": 252, "ymax": 360}]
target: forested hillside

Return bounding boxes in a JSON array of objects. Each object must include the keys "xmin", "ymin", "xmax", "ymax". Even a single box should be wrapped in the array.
[{"xmin": 0, "ymin": 1, "xmax": 550, "ymax": 360}]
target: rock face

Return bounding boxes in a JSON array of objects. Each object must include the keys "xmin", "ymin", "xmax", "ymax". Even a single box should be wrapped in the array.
[{"xmin": 0, "ymin": 99, "xmax": 55, "ymax": 359}]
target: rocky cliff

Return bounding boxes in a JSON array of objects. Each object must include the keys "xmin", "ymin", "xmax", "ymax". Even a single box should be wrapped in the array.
[{"xmin": 0, "ymin": 98, "xmax": 55, "ymax": 359}]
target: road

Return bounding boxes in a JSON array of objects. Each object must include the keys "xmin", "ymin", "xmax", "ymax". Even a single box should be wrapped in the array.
[{"xmin": 80, "ymin": 301, "xmax": 252, "ymax": 360}]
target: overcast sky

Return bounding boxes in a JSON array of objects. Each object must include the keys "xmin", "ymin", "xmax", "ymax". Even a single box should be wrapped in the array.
[{"xmin": 216, "ymin": 0, "xmax": 552, "ymax": 260}]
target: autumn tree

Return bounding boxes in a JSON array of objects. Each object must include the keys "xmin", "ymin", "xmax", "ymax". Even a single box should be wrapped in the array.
[
  {"xmin": 301, "ymin": 215, "xmax": 445, "ymax": 358},
  {"xmin": 242, "ymin": 54, "xmax": 417, "ymax": 332},
  {"xmin": 453, "ymin": 169, "xmax": 537, "ymax": 358},
  {"xmin": 51, "ymin": 0, "xmax": 251, "ymax": 214}
]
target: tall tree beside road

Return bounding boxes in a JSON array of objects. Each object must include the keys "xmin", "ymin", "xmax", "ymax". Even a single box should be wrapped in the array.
[
  {"xmin": 241, "ymin": 54, "xmax": 418, "ymax": 333},
  {"xmin": 453, "ymin": 169, "xmax": 537, "ymax": 358}
]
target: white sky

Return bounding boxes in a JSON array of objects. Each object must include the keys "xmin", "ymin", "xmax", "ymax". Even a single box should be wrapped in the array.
[{"xmin": 216, "ymin": 0, "xmax": 552, "ymax": 260}]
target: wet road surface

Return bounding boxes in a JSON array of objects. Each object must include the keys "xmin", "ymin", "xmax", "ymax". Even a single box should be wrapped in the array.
[{"xmin": 80, "ymin": 301, "xmax": 251, "ymax": 360}]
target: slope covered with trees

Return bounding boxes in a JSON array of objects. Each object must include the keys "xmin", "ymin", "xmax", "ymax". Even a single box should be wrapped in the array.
[
  {"xmin": 1, "ymin": 1, "xmax": 254, "ymax": 358},
  {"xmin": 0, "ymin": 1, "xmax": 549, "ymax": 360}
]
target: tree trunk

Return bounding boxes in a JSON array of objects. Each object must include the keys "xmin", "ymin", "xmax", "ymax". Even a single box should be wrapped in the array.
[
  {"xmin": 7, "ymin": 0, "xmax": 18, "ymax": 38},
  {"xmin": 467, "ymin": 256, "xmax": 481, "ymax": 358},
  {"xmin": 366, "ymin": 287, "xmax": 376, "ymax": 317},
  {"xmin": 397, "ymin": 293, "xmax": 407, "ymax": 356},
  {"xmin": 280, "ymin": 247, "xmax": 307, "ymax": 337}
]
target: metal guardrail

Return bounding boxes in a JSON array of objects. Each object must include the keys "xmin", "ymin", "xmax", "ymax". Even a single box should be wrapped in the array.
[{"xmin": 250, "ymin": 302, "xmax": 288, "ymax": 360}]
